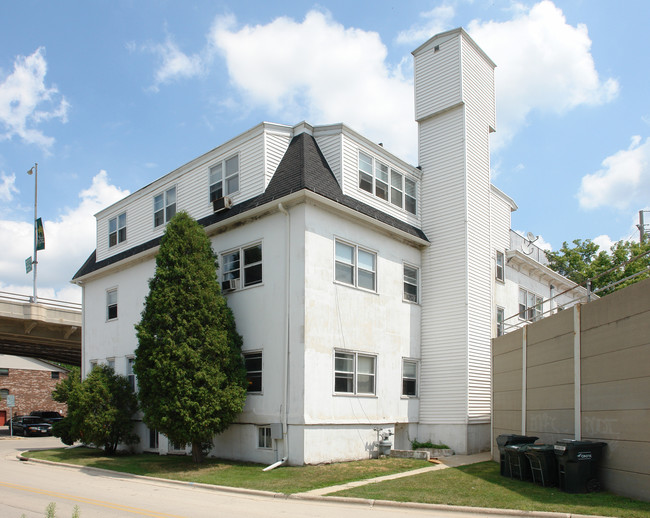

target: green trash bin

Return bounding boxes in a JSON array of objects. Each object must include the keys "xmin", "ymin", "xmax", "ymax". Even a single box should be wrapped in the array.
[
  {"xmin": 524, "ymin": 444, "xmax": 557, "ymax": 487},
  {"xmin": 554, "ymin": 440, "xmax": 607, "ymax": 493},
  {"xmin": 496, "ymin": 434, "xmax": 538, "ymax": 477},
  {"xmin": 505, "ymin": 444, "xmax": 533, "ymax": 481}
]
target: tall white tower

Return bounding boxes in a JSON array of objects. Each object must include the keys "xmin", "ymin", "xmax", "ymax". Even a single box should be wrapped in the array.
[{"xmin": 413, "ymin": 28, "xmax": 496, "ymax": 453}]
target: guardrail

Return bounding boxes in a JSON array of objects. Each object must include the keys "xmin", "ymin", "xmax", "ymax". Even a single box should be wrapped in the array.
[{"xmin": 0, "ymin": 291, "xmax": 81, "ymax": 312}]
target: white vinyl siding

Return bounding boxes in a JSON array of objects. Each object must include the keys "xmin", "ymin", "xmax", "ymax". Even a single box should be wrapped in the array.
[
  {"xmin": 340, "ymin": 133, "xmax": 421, "ymax": 227},
  {"xmin": 314, "ymin": 132, "xmax": 342, "ymax": 186},
  {"xmin": 95, "ymin": 123, "xmax": 287, "ymax": 263}
]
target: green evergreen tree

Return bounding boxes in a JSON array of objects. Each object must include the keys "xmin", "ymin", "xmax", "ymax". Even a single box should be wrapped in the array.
[
  {"xmin": 134, "ymin": 212, "xmax": 247, "ymax": 463},
  {"xmin": 545, "ymin": 238, "xmax": 650, "ymax": 296},
  {"xmin": 52, "ymin": 365, "xmax": 139, "ymax": 454}
]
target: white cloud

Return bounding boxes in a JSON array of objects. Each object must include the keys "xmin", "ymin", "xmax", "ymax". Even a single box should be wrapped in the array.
[
  {"xmin": 592, "ymin": 234, "xmax": 614, "ymax": 251},
  {"xmin": 209, "ymin": 10, "xmax": 416, "ymax": 160},
  {"xmin": 578, "ymin": 135, "xmax": 650, "ymax": 210},
  {"xmin": 0, "ymin": 172, "xmax": 18, "ymax": 201},
  {"xmin": 396, "ymin": 5, "xmax": 456, "ymax": 45},
  {"xmin": 467, "ymin": 0, "xmax": 619, "ymax": 150},
  {"xmin": 0, "ymin": 170, "xmax": 129, "ymax": 303},
  {"xmin": 143, "ymin": 36, "xmax": 205, "ymax": 92},
  {"xmin": 0, "ymin": 47, "xmax": 69, "ymax": 149}
]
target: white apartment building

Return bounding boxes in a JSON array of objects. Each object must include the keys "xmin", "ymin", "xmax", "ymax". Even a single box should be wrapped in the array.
[{"xmin": 72, "ymin": 28, "xmax": 585, "ymax": 464}]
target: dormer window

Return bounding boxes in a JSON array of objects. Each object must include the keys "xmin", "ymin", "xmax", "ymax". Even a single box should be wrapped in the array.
[
  {"xmin": 210, "ymin": 155, "xmax": 239, "ymax": 202},
  {"xmin": 358, "ymin": 151, "xmax": 417, "ymax": 215},
  {"xmin": 154, "ymin": 187, "xmax": 176, "ymax": 227},
  {"xmin": 108, "ymin": 212, "xmax": 126, "ymax": 247}
]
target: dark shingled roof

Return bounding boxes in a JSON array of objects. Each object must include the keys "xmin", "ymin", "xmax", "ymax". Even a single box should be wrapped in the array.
[{"xmin": 73, "ymin": 132, "xmax": 428, "ymax": 280}]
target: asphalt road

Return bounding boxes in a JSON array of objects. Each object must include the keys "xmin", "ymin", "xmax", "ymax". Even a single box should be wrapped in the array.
[{"xmin": 0, "ymin": 430, "xmax": 521, "ymax": 518}]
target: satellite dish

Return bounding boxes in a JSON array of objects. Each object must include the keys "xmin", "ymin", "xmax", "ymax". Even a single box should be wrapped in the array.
[{"xmin": 521, "ymin": 232, "xmax": 539, "ymax": 255}]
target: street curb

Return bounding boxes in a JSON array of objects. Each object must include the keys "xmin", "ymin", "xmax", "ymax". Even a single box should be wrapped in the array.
[{"xmin": 17, "ymin": 454, "xmax": 612, "ymax": 518}]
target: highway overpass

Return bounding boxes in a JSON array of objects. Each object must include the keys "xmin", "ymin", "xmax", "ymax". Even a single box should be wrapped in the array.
[{"xmin": 0, "ymin": 292, "xmax": 81, "ymax": 366}]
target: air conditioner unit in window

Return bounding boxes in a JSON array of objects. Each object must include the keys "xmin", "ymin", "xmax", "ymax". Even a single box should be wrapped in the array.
[
  {"xmin": 213, "ymin": 196, "xmax": 233, "ymax": 213},
  {"xmin": 221, "ymin": 278, "xmax": 239, "ymax": 292}
]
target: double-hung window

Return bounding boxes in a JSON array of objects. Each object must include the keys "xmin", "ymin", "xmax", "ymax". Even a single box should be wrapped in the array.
[
  {"xmin": 334, "ymin": 350, "xmax": 376, "ymax": 395},
  {"xmin": 126, "ymin": 357, "xmax": 136, "ymax": 391},
  {"xmin": 106, "ymin": 289, "xmax": 118, "ymax": 321},
  {"xmin": 402, "ymin": 359, "xmax": 418, "ymax": 397},
  {"xmin": 258, "ymin": 426, "xmax": 272, "ymax": 449},
  {"xmin": 496, "ymin": 251, "xmax": 505, "ymax": 282},
  {"xmin": 335, "ymin": 241, "xmax": 376, "ymax": 291},
  {"xmin": 403, "ymin": 264, "xmax": 419, "ymax": 303},
  {"xmin": 209, "ymin": 155, "xmax": 239, "ymax": 202},
  {"xmin": 243, "ymin": 352, "xmax": 262, "ymax": 393},
  {"xmin": 222, "ymin": 243, "xmax": 263, "ymax": 290},
  {"xmin": 357, "ymin": 151, "xmax": 417, "ymax": 215},
  {"xmin": 390, "ymin": 170, "xmax": 403, "ymax": 208},
  {"xmin": 108, "ymin": 212, "xmax": 126, "ymax": 247},
  {"xmin": 154, "ymin": 187, "xmax": 176, "ymax": 227},
  {"xmin": 496, "ymin": 307, "xmax": 505, "ymax": 336},
  {"xmin": 519, "ymin": 288, "xmax": 543, "ymax": 321}
]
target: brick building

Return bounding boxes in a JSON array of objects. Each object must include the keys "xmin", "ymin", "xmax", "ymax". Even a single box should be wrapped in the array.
[{"xmin": 0, "ymin": 354, "xmax": 68, "ymax": 425}]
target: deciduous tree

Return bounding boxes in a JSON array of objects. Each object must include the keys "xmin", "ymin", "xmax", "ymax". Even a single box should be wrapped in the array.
[{"xmin": 52, "ymin": 365, "xmax": 139, "ymax": 454}]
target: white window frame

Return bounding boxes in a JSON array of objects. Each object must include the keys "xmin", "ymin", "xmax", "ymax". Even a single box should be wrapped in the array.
[
  {"xmin": 106, "ymin": 288, "xmax": 118, "ymax": 321},
  {"xmin": 153, "ymin": 186, "xmax": 176, "ymax": 228},
  {"xmin": 403, "ymin": 263, "xmax": 419, "ymax": 303},
  {"xmin": 402, "ymin": 359, "xmax": 418, "ymax": 397},
  {"xmin": 258, "ymin": 426, "xmax": 272, "ymax": 449},
  {"xmin": 357, "ymin": 151, "xmax": 417, "ymax": 215},
  {"xmin": 221, "ymin": 242, "xmax": 263, "ymax": 290},
  {"xmin": 108, "ymin": 212, "xmax": 126, "ymax": 248},
  {"xmin": 126, "ymin": 356, "xmax": 136, "ymax": 392},
  {"xmin": 496, "ymin": 250, "xmax": 505, "ymax": 282},
  {"xmin": 209, "ymin": 154, "xmax": 239, "ymax": 202},
  {"xmin": 334, "ymin": 240, "xmax": 377, "ymax": 292},
  {"xmin": 106, "ymin": 358, "xmax": 115, "ymax": 371},
  {"xmin": 243, "ymin": 351, "xmax": 262, "ymax": 393},
  {"xmin": 519, "ymin": 288, "xmax": 543, "ymax": 322},
  {"xmin": 496, "ymin": 306, "xmax": 505, "ymax": 337},
  {"xmin": 334, "ymin": 350, "xmax": 377, "ymax": 396}
]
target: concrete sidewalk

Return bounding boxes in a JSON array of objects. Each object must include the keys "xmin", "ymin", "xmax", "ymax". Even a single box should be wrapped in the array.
[{"xmin": 299, "ymin": 451, "xmax": 492, "ymax": 496}]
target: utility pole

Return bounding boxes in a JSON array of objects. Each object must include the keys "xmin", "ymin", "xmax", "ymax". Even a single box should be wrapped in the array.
[{"xmin": 638, "ymin": 210, "xmax": 649, "ymax": 244}]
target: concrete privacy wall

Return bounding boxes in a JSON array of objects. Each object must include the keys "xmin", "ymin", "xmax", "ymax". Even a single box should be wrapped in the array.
[{"xmin": 492, "ymin": 277, "xmax": 650, "ymax": 502}]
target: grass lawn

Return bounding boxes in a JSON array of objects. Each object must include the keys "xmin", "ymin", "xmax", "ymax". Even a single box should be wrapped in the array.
[
  {"xmin": 23, "ymin": 448, "xmax": 424, "ymax": 494},
  {"xmin": 24, "ymin": 450, "xmax": 650, "ymax": 517},
  {"xmin": 332, "ymin": 461, "xmax": 650, "ymax": 518}
]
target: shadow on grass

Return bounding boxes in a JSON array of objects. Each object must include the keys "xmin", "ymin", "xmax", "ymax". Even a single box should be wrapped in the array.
[{"xmin": 332, "ymin": 462, "xmax": 650, "ymax": 518}]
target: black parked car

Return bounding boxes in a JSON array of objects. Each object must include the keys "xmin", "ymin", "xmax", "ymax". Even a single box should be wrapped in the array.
[
  {"xmin": 9, "ymin": 416, "xmax": 52, "ymax": 436},
  {"xmin": 30, "ymin": 411, "xmax": 64, "ymax": 424}
]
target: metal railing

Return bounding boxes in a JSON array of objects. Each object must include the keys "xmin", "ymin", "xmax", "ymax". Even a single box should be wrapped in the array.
[
  {"xmin": 499, "ymin": 248, "xmax": 650, "ymax": 335},
  {"xmin": 0, "ymin": 290, "xmax": 81, "ymax": 312}
]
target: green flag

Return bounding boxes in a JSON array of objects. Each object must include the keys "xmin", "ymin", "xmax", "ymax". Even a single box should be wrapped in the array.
[{"xmin": 36, "ymin": 217, "xmax": 45, "ymax": 251}]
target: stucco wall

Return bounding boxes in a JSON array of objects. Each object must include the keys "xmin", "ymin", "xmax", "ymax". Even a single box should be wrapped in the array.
[{"xmin": 492, "ymin": 277, "xmax": 650, "ymax": 502}]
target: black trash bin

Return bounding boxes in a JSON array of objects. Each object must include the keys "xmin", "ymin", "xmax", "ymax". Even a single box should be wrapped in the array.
[
  {"xmin": 505, "ymin": 444, "xmax": 533, "ymax": 481},
  {"xmin": 525, "ymin": 444, "xmax": 557, "ymax": 487},
  {"xmin": 554, "ymin": 439, "xmax": 607, "ymax": 493},
  {"xmin": 496, "ymin": 434, "xmax": 538, "ymax": 477}
]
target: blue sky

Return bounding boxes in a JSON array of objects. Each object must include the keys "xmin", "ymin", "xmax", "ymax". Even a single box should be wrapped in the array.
[{"xmin": 1, "ymin": 0, "xmax": 649, "ymax": 302}]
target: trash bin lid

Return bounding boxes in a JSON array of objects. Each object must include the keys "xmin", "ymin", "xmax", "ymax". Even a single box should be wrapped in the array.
[{"xmin": 496, "ymin": 434, "xmax": 538, "ymax": 447}]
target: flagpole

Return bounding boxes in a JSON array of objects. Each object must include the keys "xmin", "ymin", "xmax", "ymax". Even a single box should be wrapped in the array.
[{"xmin": 28, "ymin": 163, "xmax": 38, "ymax": 303}]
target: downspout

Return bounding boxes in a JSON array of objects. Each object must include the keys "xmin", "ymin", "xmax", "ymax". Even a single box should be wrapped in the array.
[{"xmin": 264, "ymin": 202, "xmax": 291, "ymax": 471}]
